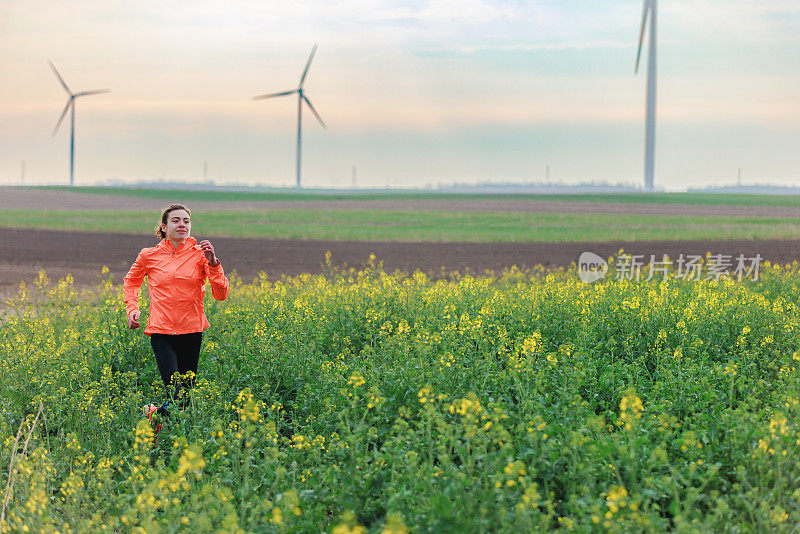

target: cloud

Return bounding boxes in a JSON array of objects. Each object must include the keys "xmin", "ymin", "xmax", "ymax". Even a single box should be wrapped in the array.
[
  {"xmin": 1, "ymin": 0, "xmax": 798, "ymax": 187},
  {"xmin": 414, "ymin": 40, "xmax": 632, "ymax": 55}
]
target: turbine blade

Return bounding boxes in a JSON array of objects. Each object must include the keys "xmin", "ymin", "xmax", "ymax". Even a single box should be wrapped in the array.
[
  {"xmin": 635, "ymin": 0, "xmax": 650, "ymax": 73},
  {"xmin": 299, "ymin": 44, "xmax": 318, "ymax": 87},
  {"xmin": 52, "ymin": 99, "xmax": 73, "ymax": 136},
  {"xmin": 49, "ymin": 60, "xmax": 72, "ymax": 95},
  {"xmin": 74, "ymin": 89, "xmax": 111, "ymax": 97},
  {"xmin": 252, "ymin": 89, "xmax": 297, "ymax": 100},
  {"xmin": 302, "ymin": 94, "xmax": 326, "ymax": 129}
]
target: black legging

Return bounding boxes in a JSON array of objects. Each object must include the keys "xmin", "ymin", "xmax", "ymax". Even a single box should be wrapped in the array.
[{"xmin": 150, "ymin": 333, "xmax": 202, "ymax": 403}]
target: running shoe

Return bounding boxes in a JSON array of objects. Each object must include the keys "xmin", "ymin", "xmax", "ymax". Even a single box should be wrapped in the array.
[{"xmin": 142, "ymin": 401, "xmax": 170, "ymax": 445}]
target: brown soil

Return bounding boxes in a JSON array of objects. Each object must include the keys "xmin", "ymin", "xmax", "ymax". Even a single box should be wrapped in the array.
[{"xmin": 2, "ymin": 227, "xmax": 798, "ymax": 299}]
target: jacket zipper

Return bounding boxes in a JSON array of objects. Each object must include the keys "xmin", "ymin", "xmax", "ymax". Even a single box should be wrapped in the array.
[{"xmin": 171, "ymin": 242, "xmax": 177, "ymax": 334}]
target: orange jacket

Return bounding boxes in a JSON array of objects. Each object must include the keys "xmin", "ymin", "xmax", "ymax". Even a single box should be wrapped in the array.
[{"xmin": 124, "ymin": 237, "xmax": 229, "ymax": 335}]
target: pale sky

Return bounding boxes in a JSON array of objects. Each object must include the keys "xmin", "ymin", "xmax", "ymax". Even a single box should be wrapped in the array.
[{"xmin": 1, "ymin": 0, "xmax": 798, "ymax": 190}]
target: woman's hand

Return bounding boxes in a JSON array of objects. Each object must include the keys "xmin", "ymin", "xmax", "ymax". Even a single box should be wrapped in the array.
[
  {"xmin": 128, "ymin": 311, "xmax": 141, "ymax": 330},
  {"xmin": 199, "ymin": 240, "xmax": 219, "ymax": 266}
]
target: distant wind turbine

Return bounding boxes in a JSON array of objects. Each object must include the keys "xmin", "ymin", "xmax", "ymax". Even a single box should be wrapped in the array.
[
  {"xmin": 252, "ymin": 44, "xmax": 327, "ymax": 188},
  {"xmin": 49, "ymin": 61, "xmax": 110, "ymax": 187},
  {"xmin": 635, "ymin": 0, "xmax": 657, "ymax": 191}
]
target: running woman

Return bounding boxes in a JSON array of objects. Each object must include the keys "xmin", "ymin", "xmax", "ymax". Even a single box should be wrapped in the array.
[{"xmin": 124, "ymin": 204, "xmax": 229, "ymax": 417}]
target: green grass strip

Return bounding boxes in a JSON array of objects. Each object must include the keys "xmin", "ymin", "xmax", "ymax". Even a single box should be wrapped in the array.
[
  {"xmin": 1, "ymin": 209, "xmax": 799, "ymax": 242},
  {"xmin": 21, "ymin": 185, "xmax": 800, "ymax": 207}
]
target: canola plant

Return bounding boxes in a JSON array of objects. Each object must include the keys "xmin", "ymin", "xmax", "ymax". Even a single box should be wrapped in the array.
[{"xmin": 1, "ymin": 256, "xmax": 800, "ymax": 532}]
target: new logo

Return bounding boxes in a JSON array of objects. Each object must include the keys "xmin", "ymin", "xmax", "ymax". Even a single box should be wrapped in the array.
[{"xmin": 578, "ymin": 252, "xmax": 608, "ymax": 283}]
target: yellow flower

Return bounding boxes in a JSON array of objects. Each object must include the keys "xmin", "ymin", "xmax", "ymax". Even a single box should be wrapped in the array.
[
  {"xmin": 177, "ymin": 445, "xmax": 206, "ymax": 480},
  {"xmin": 270, "ymin": 506, "xmax": 283, "ymax": 525},
  {"xmin": 606, "ymin": 486, "xmax": 628, "ymax": 514},
  {"xmin": 348, "ymin": 372, "xmax": 366, "ymax": 388},
  {"xmin": 381, "ymin": 513, "xmax": 409, "ymax": 534},
  {"xmin": 521, "ymin": 332, "xmax": 542, "ymax": 355},
  {"xmin": 616, "ymin": 389, "xmax": 644, "ymax": 430},
  {"xmin": 418, "ymin": 386, "xmax": 434, "ymax": 404},
  {"xmin": 333, "ymin": 511, "xmax": 368, "ymax": 534}
]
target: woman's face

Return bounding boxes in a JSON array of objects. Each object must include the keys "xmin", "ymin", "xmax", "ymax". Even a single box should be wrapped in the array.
[{"xmin": 162, "ymin": 209, "xmax": 191, "ymax": 242}]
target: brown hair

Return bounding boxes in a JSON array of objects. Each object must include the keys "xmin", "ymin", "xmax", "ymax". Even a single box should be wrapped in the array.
[{"xmin": 156, "ymin": 204, "xmax": 191, "ymax": 239}]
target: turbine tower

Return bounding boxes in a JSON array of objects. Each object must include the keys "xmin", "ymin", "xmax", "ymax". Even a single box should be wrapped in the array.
[
  {"xmin": 253, "ymin": 44, "xmax": 327, "ymax": 188},
  {"xmin": 636, "ymin": 0, "xmax": 657, "ymax": 191},
  {"xmin": 49, "ymin": 61, "xmax": 110, "ymax": 187}
]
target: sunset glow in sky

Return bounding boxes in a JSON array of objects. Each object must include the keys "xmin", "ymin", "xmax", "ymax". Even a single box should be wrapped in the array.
[{"xmin": 1, "ymin": 0, "xmax": 798, "ymax": 189}]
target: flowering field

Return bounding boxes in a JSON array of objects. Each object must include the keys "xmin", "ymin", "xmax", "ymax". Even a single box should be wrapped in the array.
[{"xmin": 2, "ymin": 257, "xmax": 800, "ymax": 532}]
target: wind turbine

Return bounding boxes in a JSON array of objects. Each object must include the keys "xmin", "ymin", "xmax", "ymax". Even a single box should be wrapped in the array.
[
  {"xmin": 50, "ymin": 61, "xmax": 110, "ymax": 186},
  {"xmin": 636, "ymin": 0, "xmax": 657, "ymax": 192},
  {"xmin": 253, "ymin": 44, "xmax": 327, "ymax": 188}
]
